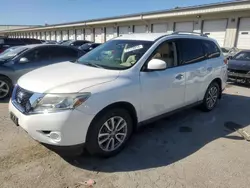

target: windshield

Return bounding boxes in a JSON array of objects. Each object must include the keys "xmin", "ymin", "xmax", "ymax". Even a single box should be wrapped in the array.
[
  {"xmin": 0, "ymin": 46, "xmax": 28, "ymax": 61},
  {"xmin": 61, "ymin": 40, "xmax": 73, "ymax": 46},
  {"xmin": 233, "ymin": 51, "xmax": 250, "ymax": 61},
  {"xmin": 77, "ymin": 40, "xmax": 153, "ymax": 70}
]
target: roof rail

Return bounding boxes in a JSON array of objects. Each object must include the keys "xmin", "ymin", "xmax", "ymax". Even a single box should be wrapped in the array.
[{"xmin": 172, "ymin": 31, "xmax": 208, "ymax": 37}]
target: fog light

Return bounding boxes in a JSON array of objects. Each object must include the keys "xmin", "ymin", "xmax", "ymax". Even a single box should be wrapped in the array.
[{"xmin": 49, "ymin": 132, "xmax": 61, "ymax": 142}]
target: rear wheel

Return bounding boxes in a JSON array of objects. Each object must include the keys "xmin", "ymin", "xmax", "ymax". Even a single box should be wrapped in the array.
[
  {"xmin": 86, "ymin": 108, "xmax": 133, "ymax": 157},
  {"xmin": 201, "ymin": 82, "xmax": 220, "ymax": 112},
  {"xmin": 0, "ymin": 76, "xmax": 12, "ymax": 100}
]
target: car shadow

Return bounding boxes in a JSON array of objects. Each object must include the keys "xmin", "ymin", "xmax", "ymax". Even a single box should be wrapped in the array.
[
  {"xmin": 58, "ymin": 93, "xmax": 250, "ymax": 173},
  {"xmin": 0, "ymin": 97, "xmax": 10, "ymax": 104}
]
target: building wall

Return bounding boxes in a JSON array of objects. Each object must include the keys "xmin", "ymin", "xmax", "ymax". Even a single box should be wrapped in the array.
[{"xmin": 4, "ymin": 7, "xmax": 250, "ymax": 49}]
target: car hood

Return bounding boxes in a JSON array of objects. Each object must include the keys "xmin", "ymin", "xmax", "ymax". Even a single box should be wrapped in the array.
[
  {"xmin": 18, "ymin": 61, "xmax": 120, "ymax": 93},
  {"xmin": 228, "ymin": 60, "xmax": 250, "ymax": 71}
]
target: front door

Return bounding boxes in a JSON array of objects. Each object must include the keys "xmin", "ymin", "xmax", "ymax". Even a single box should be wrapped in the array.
[
  {"xmin": 140, "ymin": 41, "xmax": 186, "ymax": 121},
  {"xmin": 12, "ymin": 47, "xmax": 54, "ymax": 79}
]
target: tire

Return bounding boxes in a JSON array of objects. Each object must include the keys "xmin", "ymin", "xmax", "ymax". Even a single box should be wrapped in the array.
[
  {"xmin": 201, "ymin": 82, "xmax": 220, "ymax": 112},
  {"xmin": 86, "ymin": 108, "xmax": 133, "ymax": 157},
  {"xmin": 0, "ymin": 76, "xmax": 12, "ymax": 100}
]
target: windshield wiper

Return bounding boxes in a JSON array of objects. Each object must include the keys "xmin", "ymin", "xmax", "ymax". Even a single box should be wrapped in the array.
[{"xmin": 84, "ymin": 62, "xmax": 105, "ymax": 69}]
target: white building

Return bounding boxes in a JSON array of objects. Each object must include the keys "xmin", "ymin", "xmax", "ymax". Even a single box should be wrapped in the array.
[{"xmin": 1, "ymin": 0, "xmax": 250, "ymax": 49}]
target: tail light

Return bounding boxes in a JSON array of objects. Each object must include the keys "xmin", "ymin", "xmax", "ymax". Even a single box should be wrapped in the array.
[{"xmin": 224, "ymin": 59, "xmax": 228, "ymax": 65}]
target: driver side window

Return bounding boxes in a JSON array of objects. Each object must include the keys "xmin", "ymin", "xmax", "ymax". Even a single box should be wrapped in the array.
[
  {"xmin": 150, "ymin": 41, "xmax": 178, "ymax": 68},
  {"xmin": 21, "ymin": 48, "xmax": 50, "ymax": 63}
]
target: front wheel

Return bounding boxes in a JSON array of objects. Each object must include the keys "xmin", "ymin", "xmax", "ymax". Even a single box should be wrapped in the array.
[
  {"xmin": 0, "ymin": 76, "xmax": 12, "ymax": 100},
  {"xmin": 201, "ymin": 82, "xmax": 220, "ymax": 112},
  {"xmin": 86, "ymin": 108, "xmax": 133, "ymax": 157}
]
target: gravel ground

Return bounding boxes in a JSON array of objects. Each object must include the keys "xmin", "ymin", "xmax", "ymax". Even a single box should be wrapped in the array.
[{"xmin": 1, "ymin": 84, "xmax": 250, "ymax": 188}]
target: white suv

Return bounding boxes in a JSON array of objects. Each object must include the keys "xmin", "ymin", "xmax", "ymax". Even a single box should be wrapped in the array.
[{"xmin": 9, "ymin": 32, "xmax": 227, "ymax": 157}]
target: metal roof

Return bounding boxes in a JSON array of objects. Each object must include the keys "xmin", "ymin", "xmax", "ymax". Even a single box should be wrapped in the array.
[
  {"xmin": 1, "ymin": 0, "xmax": 250, "ymax": 33},
  {"xmin": 42, "ymin": 0, "xmax": 249, "ymax": 27}
]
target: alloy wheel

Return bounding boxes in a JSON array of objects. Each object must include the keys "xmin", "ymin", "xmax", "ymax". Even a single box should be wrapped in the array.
[
  {"xmin": 0, "ymin": 80, "xmax": 9, "ymax": 99},
  {"xmin": 98, "ymin": 116, "xmax": 128, "ymax": 152},
  {"xmin": 206, "ymin": 86, "xmax": 218, "ymax": 109}
]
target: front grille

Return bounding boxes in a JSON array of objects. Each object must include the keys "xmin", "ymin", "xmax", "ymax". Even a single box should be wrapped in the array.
[
  {"xmin": 12, "ymin": 85, "xmax": 33, "ymax": 113},
  {"xmin": 228, "ymin": 69, "xmax": 249, "ymax": 74}
]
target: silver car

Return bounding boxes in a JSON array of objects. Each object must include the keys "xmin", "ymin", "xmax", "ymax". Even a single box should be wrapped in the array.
[{"xmin": 0, "ymin": 44, "xmax": 82, "ymax": 99}]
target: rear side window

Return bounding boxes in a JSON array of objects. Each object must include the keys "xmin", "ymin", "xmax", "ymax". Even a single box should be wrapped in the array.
[
  {"xmin": 50, "ymin": 46, "xmax": 79, "ymax": 58},
  {"xmin": 177, "ymin": 39, "xmax": 205, "ymax": 64},
  {"xmin": 202, "ymin": 40, "xmax": 220, "ymax": 59}
]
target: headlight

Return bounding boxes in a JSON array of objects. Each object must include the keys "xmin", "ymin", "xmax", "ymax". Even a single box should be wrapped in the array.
[{"xmin": 30, "ymin": 93, "xmax": 91, "ymax": 114}]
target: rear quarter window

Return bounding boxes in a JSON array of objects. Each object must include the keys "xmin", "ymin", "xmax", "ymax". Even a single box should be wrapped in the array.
[{"xmin": 202, "ymin": 40, "xmax": 220, "ymax": 59}]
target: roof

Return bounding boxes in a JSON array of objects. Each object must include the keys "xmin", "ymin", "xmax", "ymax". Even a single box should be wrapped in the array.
[
  {"xmin": 1, "ymin": 0, "xmax": 250, "ymax": 33},
  {"xmin": 115, "ymin": 32, "xmax": 215, "ymax": 41},
  {"xmin": 114, "ymin": 33, "xmax": 167, "ymax": 41},
  {"xmin": 17, "ymin": 44, "xmax": 62, "ymax": 49}
]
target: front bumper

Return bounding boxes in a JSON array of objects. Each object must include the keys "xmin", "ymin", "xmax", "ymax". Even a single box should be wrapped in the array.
[{"xmin": 9, "ymin": 101, "xmax": 94, "ymax": 146}]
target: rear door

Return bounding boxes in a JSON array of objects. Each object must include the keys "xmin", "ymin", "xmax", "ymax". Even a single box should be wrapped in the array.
[
  {"xmin": 202, "ymin": 40, "xmax": 224, "ymax": 99},
  {"xmin": 176, "ymin": 38, "xmax": 208, "ymax": 105}
]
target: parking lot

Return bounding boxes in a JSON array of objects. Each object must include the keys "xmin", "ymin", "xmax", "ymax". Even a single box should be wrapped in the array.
[{"xmin": 1, "ymin": 84, "xmax": 250, "ymax": 188}]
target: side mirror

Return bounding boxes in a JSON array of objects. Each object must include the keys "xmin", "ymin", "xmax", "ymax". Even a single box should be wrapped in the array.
[
  {"xmin": 147, "ymin": 59, "xmax": 167, "ymax": 71},
  {"xmin": 19, "ymin": 57, "xmax": 29, "ymax": 63}
]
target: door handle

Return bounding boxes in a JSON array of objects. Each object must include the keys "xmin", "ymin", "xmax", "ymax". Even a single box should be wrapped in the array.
[{"xmin": 175, "ymin": 74, "xmax": 184, "ymax": 80}]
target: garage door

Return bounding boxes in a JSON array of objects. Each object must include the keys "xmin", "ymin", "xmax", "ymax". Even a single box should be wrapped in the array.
[
  {"xmin": 41, "ymin": 32, "xmax": 46, "ymax": 40},
  {"xmin": 76, "ymin": 29, "xmax": 83, "ymax": 40},
  {"xmin": 106, "ymin": 27, "xmax": 114, "ymax": 41},
  {"xmin": 94, "ymin": 28, "xmax": 103, "ymax": 43},
  {"xmin": 37, "ymin": 32, "xmax": 41, "ymax": 39},
  {"xmin": 85, "ymin": 29, "xmax": 92, "ymax": 41},
  {"xmin": 69, "ymin": 30, "xmax": 75, "ymax": 40},
  {"xmin": 62, "ymin": 31, "xmax": 68, "ymax": 40},
  {"xmin": 175, "ymin": 22, "xmax": 194, "ymax": 32},
  {"xmin": 51, "ymin": 31, "xmax": 56, "ymax": 41},
  {"xmin": 152, "ymin": 23, "xmax": 168, "ymax": 33},
  {"xmin": 134, "ymin": 25, "xmax": 147, "ymax": 33},
  {"xmin": 46, "ymin": 32, "xmax": 50, "ymax": 40},
  {"xmin": 203, "ymin": 19, "xmax": 227, "ymax": 47},
  {"xmin": 56, "ymin": 31, "xmax": 61, "ymax": 41},
  {"xmin": 118, "ymin": 26, "xmax": 129, "ymax": 36},
  {"xmin": 237, "ymin": 17, "xmax": 250, "ymax": 49}
]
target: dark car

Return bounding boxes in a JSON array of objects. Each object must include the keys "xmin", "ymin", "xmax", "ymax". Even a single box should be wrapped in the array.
[
  {"xmin": 43, "ymin": 40, "xmax": 58, "ymax": 44},
  {"xmin": 57, "ymin": 40, "xmax": 68, "ymax": 44},
  {"xmin": 20, "ymin": 38, "xmax": 43, "ymax": 44},
  {"xmin": 61, "ymin": 40, "xmax": 91, "ymax": 47},
  {"xmin": 227, "ymin": 50, "xmax": 250, "ymax": 83},
  {"xmin": 0, "ymin": 38, "xmax": 42, "ymax": 54},
  {"xmin": 78, "ymin": 43, "xmax": 101, "ymax": 54},
  {"xmin": 0, "ymin": 44, "xmax": 82, "ymax": 99}
]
